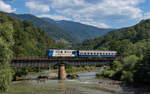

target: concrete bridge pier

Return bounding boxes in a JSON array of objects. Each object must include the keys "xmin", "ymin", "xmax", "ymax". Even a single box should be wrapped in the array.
[{"xmin": 58, "ymin": 64, "xmax": 66, "ymax": 80}]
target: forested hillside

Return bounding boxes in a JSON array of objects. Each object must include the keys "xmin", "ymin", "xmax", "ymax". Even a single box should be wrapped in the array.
[
  {"xmin": 80, "ymin": 19, "xmax": 150, "ymax": 87},
  {"xmin": 8, "ymin": 13, "xmax": 112, "ymax": 43},
  {"xmin": 42, "ymin": 18, "xmax": 112, "ymax": 42},
  {"xmin": 9, "ymin": 13, "xmax": 76, "ymax": 43},
  {"xmin": 80, "ymin": 19, "xmax": 150, "ymax": 57},
  {"xmin": 0, "ymin": 11, "xmax": 66, "ymax": 57}
]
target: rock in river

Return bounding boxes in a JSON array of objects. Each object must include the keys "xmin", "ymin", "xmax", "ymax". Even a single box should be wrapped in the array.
[{"xmin": 67, "ymin": 74, "xmax": 79, "ymax": 79}]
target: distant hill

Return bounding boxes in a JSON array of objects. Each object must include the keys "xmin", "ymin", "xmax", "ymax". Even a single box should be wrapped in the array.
[
  {"xmin": 42, "ymin": 17, "xmax": 112, "ymax": 42},
  {"xmin": 9, "ymin": 13, "xmax": 112, "ymax": 43},
  {"xmin": 9, "ymin": 13, "xmax": 76, "ymax": 43}
]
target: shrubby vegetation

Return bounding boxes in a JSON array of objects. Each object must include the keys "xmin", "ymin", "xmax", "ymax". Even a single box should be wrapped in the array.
[
  {"xmin": 80, "ymin": 19, "xmax": 150, "ymax": 87},
  {"xmin": 97, "ymin": 52, "xmax": 150, "ymax": 87},
  {"xmin": 66, "ymin": 66, "xmax": 96, "ymax": 74},
  {"xmin": 96, "ymin": 55, "xmax": 139, "ymax": 85},
  {"xmin": 0, "ymin": 23, "xmax": 14, "ymax": 91}
]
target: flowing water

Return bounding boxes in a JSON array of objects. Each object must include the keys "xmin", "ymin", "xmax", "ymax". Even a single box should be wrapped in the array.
[{"xmin": 1, "ymin": 70, "xmax": 120, "ymax": 94}]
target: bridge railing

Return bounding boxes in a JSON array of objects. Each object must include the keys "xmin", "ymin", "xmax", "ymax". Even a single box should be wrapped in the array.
[{"xmin": 12, "ymin": 56, "xmax": 122, "ymax": 61}]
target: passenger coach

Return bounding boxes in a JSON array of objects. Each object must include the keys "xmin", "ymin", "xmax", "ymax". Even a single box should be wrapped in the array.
[{"xmin": 46, "ymin": 49, "xmax": 117, "ymax": 57}]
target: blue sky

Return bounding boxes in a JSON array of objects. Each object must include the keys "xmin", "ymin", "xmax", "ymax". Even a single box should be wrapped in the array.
[{"xmin": 0, "ymin": 0, "xmax": 150, "ymax": 29}]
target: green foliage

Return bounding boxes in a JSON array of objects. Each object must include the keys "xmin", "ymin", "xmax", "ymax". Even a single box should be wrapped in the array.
[
  {"xmin": 120, "ymin": 55, "xmax": 139, "ymax": 84},
  {"xmin": 66, "ymin": 66, "xmax": 95, "ymax": 74},
  {"xmin": 97, "ymin": 55, "xmax": 139, "ymax": 85},
  {"xmin": 0, "ymin": 22, "xmax": 14, "ymax": 91},
  {"xmin": 133, "ymin": 48, "xmax": 150, "ymax": 87}
]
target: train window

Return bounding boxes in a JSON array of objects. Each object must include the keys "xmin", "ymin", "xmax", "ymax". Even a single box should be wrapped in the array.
[{"xmin": 61, "ymin": 51, "xmax": 63, "ymax": 53}]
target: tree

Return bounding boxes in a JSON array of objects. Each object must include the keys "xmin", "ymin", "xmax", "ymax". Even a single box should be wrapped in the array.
[
  {"xmin": 120, "ymin": 55, "xmax": 139, "ymax": 84},
  {"xmin": 134, "ymin": 48, "xmax": 150, "ymax": 86},
  {"xmin": 0, "ymin": 23, "xmax": 14, "ymax": 91}
]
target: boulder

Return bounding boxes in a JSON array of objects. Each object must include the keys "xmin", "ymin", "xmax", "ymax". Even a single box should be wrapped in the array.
[{"xmin": 67, "ymin": 74, "xmax": 79, "ymax": 79}]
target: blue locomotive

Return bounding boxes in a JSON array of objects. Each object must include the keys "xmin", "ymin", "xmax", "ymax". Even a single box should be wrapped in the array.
[{"xmin": 46, "ymin": 49, "xmax": 117, "ymax": 57}]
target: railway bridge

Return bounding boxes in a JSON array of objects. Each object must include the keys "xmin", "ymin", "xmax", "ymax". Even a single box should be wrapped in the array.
[{"xmin": 11, "ymin": 57, "xmax": 121, "ymax": 80}]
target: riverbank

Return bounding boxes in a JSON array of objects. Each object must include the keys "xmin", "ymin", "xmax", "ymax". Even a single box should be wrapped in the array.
[
  {"xmin": 96, "ymin": 76, "xmax": 150, "ymax": 94},
  {"xmin": 67, "ymin": 67, "xmax": 101, "ymax": 74},
  {"xmin": 66, "ymin": 66, "xmax": 98, "ymax": 74}
]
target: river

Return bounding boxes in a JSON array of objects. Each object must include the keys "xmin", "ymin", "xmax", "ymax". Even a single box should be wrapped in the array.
[{"xmin": 1, "ymin": 70, "xmax": 125, "ymax": 94}]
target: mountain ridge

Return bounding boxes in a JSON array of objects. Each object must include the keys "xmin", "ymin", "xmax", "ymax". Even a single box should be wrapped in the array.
[
  {"xmin": 41, "ymin": 17, "xmax": 113, "ymax": 42},
  {"xmin": 9, "ymin": 13, "xmax": 112, "ymax": 43},
  {"xmin": 9, "ymin": 13, "xmax": 76, "ymax": 43}
]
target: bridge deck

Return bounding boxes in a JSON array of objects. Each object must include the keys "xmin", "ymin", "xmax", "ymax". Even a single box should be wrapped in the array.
[
  {"xmin": 12, "ymin": 57, "xmax": 121, "ymax": 61},
  {"xmin": 11, "ymin": 57, "xmax": 121, "ymax": 68}
]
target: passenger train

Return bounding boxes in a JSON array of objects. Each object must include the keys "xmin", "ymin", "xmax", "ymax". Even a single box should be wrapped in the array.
[{"xmin": 46, "ymin": 49, "xmax": 117, "ymax": 57}]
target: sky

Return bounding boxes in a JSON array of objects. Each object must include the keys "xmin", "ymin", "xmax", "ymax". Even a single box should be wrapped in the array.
[{"xmin": 0, "ymin": 0, "xmax": 150, "ymax": 29}]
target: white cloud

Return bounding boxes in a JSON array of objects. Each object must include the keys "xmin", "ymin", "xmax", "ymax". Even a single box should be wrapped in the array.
[
  {"xmin": 26, "ymin": 0, "xmax": 146, "ymax": 28},
  {"xmin": 48, "ymin": 0, "xmax": 144, "ymax": 18},
  {"xmin": 81, "ymin": 21, "xmax": 110, "ymax": 28},
  {"xmin": 38, "ymin": 14, "xmax": 72, "ymax": 21},
  {"xmin": 143, "ymin": 12, "xmax": 150, "ymax": 19},
  {"xmin": 25, "ymin": 1, "xmax": 50, "ymax": 12},
  {"xmin": 38, "ymin": 14, "xmax": 109, "ymax": 28},
  {"xmin": 0, "ymin": 1, "xmax": 16, "ymax": 13}
]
